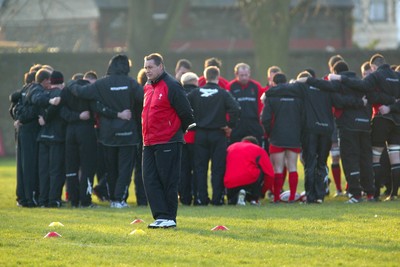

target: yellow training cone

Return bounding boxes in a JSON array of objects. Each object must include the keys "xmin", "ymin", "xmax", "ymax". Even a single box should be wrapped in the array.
[
  {"xmin": 49, "ymin": 222, "xmax": 64, "ymax": 227},
  {"xmin": 129, "ymin": 229, "xmax": 146, "ymax": 235}
]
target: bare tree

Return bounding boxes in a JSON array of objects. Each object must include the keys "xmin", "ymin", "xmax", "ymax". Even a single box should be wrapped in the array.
[
  {"xmin": 127, "ymin": 0, "xmax": 187, "ymax": 73},
  {"xmin": 238, "ymin": 0, "xmax": 313, "ymax": 80}
]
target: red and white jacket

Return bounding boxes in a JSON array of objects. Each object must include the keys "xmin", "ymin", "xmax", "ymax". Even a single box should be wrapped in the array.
[{"xmin": 142, "ymin": 71, "xmax": 194, "ymax": 146}]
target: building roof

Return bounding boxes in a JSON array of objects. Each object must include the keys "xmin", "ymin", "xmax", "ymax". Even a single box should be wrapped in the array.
[
  {"xmin": 95, "ymin": 0, "xmax": 127, "ymax": 9},
  {"xmin": 291, "ymin": 0, "xmax": 354, "ymax": 8},
  {"xmin": 0, "ymin": 0, "xmax": 99, "ymax": 26}
]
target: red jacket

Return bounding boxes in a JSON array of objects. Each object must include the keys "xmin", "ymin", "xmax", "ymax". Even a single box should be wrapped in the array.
[
  {"xmin": 224, "ymin": 140, "xmax": 274, "ymax": 194},
  {"xmin": 142, "ymin": 72, "xmax": 194, "ymax": 146}
]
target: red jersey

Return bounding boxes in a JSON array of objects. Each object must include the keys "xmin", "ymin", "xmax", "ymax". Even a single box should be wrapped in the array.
[{"xmin": 224, "ymin": 140, "xmax": 274, "ymax": 194}]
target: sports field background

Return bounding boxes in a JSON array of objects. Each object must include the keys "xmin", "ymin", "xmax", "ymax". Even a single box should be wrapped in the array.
[{"xmin": 0, "ymin": 157, "xmax": 399, "ymax": 266}]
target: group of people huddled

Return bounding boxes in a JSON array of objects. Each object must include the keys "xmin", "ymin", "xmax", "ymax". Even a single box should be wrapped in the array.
[{"xmin": 8, "ymin": 52, "xmax": 400, "ymax": 227}]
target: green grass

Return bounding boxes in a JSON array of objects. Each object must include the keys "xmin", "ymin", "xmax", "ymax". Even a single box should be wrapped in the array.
[{"xmin": 0, "ymin": 157, "xmax": 400, "ymax": 266}]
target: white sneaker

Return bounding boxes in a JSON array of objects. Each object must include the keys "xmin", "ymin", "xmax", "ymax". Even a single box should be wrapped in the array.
[
  {"xmin": 110, "ymin": 201, "xmax": 129, "ymax": 208},
  {"xmin": 250, "ymin": 200, "xmax": 260, "ymax": 206},
  {"xmin": 346, "ymin": 197, "xmax": 361, "ymax": 204},
  {"xmin": 237, "ymin": 189, "xmax": 246, "ymax": 206},
  {"xmin": 334, "ymin": 190, "xmax": 344, "ymax": 197},
  {"xmin": 148, "ymin": 219, "xmax": 176, "ymax": 228}
]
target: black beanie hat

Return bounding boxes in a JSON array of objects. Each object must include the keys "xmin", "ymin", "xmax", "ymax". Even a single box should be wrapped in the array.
[{"xmin": 50, "ymin": 70, "xmax": 64, "ymax": 85}]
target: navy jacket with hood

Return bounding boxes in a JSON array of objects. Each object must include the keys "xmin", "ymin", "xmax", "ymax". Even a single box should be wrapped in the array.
[{"xmin": 68, "ymin": 54, "xmax": 143, "ymax": 146}]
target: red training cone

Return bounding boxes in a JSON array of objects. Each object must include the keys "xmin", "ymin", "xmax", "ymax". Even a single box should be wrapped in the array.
[
  {"xmin": 211, "ymin": 225, "xmax": 229, "ymax": 231},
  {"xmin": 44, "ymin": 232, "xmax": 62, "ymax": 238},
  {"xmin": 130, "ymin": 219, "xmax": 144, "ymax": 224}
]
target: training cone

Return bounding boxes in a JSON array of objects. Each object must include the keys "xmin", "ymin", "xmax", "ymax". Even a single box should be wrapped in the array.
[
  {"xmin": 211, "ymin": 225, "xmax": 229, "ymax": 231},
  {"xmin": 49, "ymin": 222, "xmax": 64, "ymax": 227},
  {"xmin": 44, "ymin": 232, "xmax": 62, "ymax": 238},
  {"xmin": 130, "ymin": 219, "xmax": 144, "ymax": 224},
  {"xmin": 129, "ymin": 229, "xmax": 146, "ymax": 235}
]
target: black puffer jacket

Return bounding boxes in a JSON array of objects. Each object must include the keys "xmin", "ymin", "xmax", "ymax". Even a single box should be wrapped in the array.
[{"xmin": 68, "ymin": 54, "xmax": 143, "ymax": 146}]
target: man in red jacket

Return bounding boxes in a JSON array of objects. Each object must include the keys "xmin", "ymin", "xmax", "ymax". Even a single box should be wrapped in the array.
[
  {"xmin": 142, "ymin": 53, "xmax": 194, "ymax": 228},
  {"xmin": 224, "ymin": 136, "xmax": 274, "ymax": 205}
]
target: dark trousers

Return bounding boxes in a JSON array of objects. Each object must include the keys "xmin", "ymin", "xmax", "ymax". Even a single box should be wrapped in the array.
[
  {"xmin": 227, "ymin": 171, "xmax": 264, "ymax": 204},
  {"xmin": 65, "ymin": 124, "xmax": 97, "ymax": 207},
  {"xmin": 96, "ymin": 138, "xmax": 107, "ymax": 184},
  {"xmin": 38, "ymin": 141, "xmax": 65, "ymax": 207},
  {"xmin": 143, "ymin": 143, "xmax": 182, "ymax": 221},
  {"xmin": 230, "ymin": 119, "xmax": 264, "ymax": 146},
  {"xmin": 179, "ymin": 143, "xmax": 196, "ymax": 205},
  {"xmin": 16, "ymin": 133, "xmax": 25, "ymax": 205},
  {"xmin": 104, "ymin": 145, "xmax": 135, "ymax": 202},
  {"xmin": 194, "ymin": 129, "xmax": 227, "ymax": 205},
  {"xmin": 18, "ymin": 123, "xmax": 40, "ymax": 206},
  {"xmin": 302, "ymin": 133, "xmax": 331, "ymax": 202},
  {"xmin": 133, "ymin": 142, "xmax": 147, "ymax": 206},
  {"xmin": 340, "ymin": 129, "xmax": 374, "ymax": 198}
]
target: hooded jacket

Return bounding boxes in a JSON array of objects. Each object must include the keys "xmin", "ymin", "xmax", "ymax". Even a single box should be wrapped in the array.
[{"xmin": 68, "ymin": 54, "xmax": 143, "ymax": 146}]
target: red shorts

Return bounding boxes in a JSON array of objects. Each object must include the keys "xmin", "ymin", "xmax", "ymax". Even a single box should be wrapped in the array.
[{"xmin": 269, "ymin": 144, "xmax": 301, "ymax": 154}]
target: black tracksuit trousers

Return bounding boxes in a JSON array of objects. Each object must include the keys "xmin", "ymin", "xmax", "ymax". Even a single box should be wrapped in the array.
[
  {"xmin": 18, "ymin": 123, "xmax": 40, "ymax": 207},
  {"xmin": 302, "ymin": 133, "xmax": 331, "ymax": 203},
  {"xmin": 133, "ymin": 142, "xmax": 147, "ymax": 206},
  {"xmin": 194, "ymin": 129, "xmax": 227, "ymax": 205},
  {"xmin": 143, "ymin": 143, "xmax": 182, "ymax": 221},
  {"xmin": 340, "ymin": 129, "xmax": 375, "ymax": 198},
  {"xmin": 104, "ymin": 145, "xmax": 135, "ymax": 202},
  {"xmin": 65, "ymin": 124, "xmax": 97, "ymax": 207},
  {"xmin": 38, "ymin": 141, "xmax": 65, "ymax": 207},
  {"xmin": 179, "ymin": 143, "xmax": 196, "ymax": 205}
]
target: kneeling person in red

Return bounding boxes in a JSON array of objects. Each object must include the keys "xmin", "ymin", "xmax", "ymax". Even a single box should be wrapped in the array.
[{"xmin": 224, "ymin": 136, "xmax": 274, "ymax": 205}]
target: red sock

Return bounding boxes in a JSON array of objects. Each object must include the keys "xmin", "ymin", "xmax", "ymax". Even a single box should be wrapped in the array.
[
  {"xmin": 331, "ymin": 163, "xmax": 342, "ymax": 191},
  {"xmin": 288, "ymin": 172, "xmax": 298, "ymax": 201},
  {"xmin": 274, "ymin": 173, "xmax": 284, "ymax": 202}
]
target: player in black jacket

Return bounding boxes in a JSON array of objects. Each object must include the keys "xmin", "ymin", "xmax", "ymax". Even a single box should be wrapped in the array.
[
  {"xmin": 10, "ymin": 71, "xmax": 39, "ymax": 207},
  {"xmin": 266, "ymin": 72, "xmax": 335, "ymax": 203},
  {"xmin": 262, "ymin": 73, "xmax": 303, "ymax": 203},
  {"xmin": 68, "ymin": 54, "xmax": 143, "ymax": 208},
  {"xmin": 305, "ymin": 61, "xmax": 375, "ymax": 203},
  {"xmin": 329, "ymin": 54, "xmax": 400, "ymax": 200},
  {"xmin": 29, "ymin": 70, "xmax": 66, "ymax": 207},
  {"xmin": 187, "ymin": 66, "xmax": 240, "ymax": 205}
]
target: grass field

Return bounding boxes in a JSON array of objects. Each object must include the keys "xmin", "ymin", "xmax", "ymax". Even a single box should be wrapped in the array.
[{"xmin": 0, "ymin": 157, "xmax": 399, "ymax": 266}]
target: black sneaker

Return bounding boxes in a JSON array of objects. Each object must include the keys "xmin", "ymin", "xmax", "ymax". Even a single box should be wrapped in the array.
[{"xmin": 93, "ymin": 186, "xmax": 109, "ymax": 202}]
